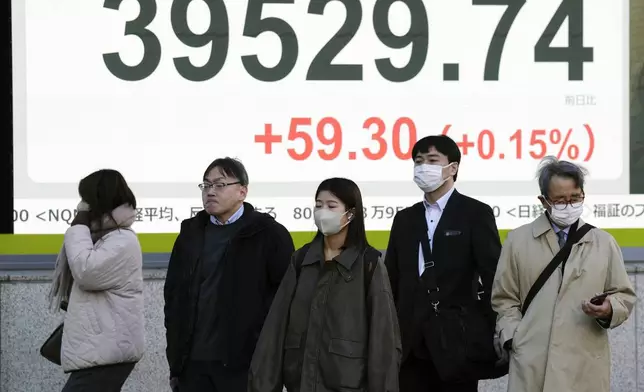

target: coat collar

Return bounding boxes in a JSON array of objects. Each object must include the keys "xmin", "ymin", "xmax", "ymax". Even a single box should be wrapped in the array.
[
  {"xmin": 531, "ymin": 213, "xmax": 589, "ymax": 239},
  {"xmin": 189, "ymin": 202, "xmax": 271, "ymax": 238},
  {"xmin": 301, "ymin": 236, "xmax": 361, "ymax": 273},
  {"xmin": 531, "ymin": 213, "xmax": 555, "ymax": 238},
  {"xmin": 531, "ymin": 213, "xmax": 592, "ymax": 256},
  {"xmin": 422, "ymin": 185, "xmax": 456, "ymax": 212},
  {"xmin": 531, "ymin": 213, "xmax": 592, "ymax": 242},
  {"xmin": 414, "ymin": 189, "xmax": 462, "ymax": 215}
]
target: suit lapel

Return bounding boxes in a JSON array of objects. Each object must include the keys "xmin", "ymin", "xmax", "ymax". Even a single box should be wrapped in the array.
[
  {"xmin": 545, "ymin": 231, "xmax": 560, "ymax": 258},
  {"xmin": 532, "ymin": 213, "xmax": 561, "ymax": 257},
  {"xmin": 409, "ymin": 190, "xmax": 463, "ymax": 279},
  {"xmin": 432, "ymin": 190, "xmax": 463, "ymax": 255}
]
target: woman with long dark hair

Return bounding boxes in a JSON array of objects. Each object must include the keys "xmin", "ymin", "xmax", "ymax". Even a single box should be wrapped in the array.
[
  {"xmin": 249, "ymin": 177, "xmax": 401, "ymax": 392},
  {"xmin": 49, "ymin": 169, "xmax": 145, "ymax": 391}
]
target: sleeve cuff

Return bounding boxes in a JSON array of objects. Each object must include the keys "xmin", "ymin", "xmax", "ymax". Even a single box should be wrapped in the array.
[
  {"xmin": 499, "ymin": 324, "xmax": 518, "ymax": 347},
  {"xmin": 596, "ymin": 317, "xmax": 611, "ymax": 329}
]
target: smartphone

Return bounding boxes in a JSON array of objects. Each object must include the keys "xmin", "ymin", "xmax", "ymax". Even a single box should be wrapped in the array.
[{"xmin": 590, "ymin": 292, "xmax": 609, "ymax": 305}]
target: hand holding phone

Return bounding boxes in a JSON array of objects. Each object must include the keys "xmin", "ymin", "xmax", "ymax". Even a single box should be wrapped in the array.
[
  {"xmin": 590, "ymin": 292, "xmax": 609, "ymax": 306},
  {"xmin": 583, "ymin": 291, "xmax": 615, "ymax": 319}
]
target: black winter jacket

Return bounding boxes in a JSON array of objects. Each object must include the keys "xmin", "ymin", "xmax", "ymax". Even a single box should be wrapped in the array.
[{"xmin": 164, "ymin": 203, "xmax": 294, "ymax": 376}]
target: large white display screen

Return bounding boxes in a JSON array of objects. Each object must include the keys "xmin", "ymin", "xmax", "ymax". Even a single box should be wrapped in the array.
[{"xmin": 11, "ymin": 0, "xmax": 637, "ymax": 234}]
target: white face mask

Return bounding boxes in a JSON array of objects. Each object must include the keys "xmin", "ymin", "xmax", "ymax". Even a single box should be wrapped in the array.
[
  {"xmin": 414, "ymin": 163, "xmax": 453, "ymax": 193},
  {"xmin": 314, "ymin": 209, "xmax": 350, "ymax": 236},
  {"xmin": 548, "ymin": 202, "xmax": 584, "ymax": 227}
]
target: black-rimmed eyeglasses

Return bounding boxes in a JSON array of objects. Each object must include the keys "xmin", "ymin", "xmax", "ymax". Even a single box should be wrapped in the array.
[
  {"xmin": 198, "ymin": 181, "xmax": 240, "ymax": 191},
  {"xmin": 547, "ymin": 196, "xmax": 585, "ymax": 211}
]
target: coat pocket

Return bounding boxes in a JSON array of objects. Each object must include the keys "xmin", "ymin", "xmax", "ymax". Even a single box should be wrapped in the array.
[{"xmin": 321, "ymin": 338, "xmax": 367, "ymax": 390}]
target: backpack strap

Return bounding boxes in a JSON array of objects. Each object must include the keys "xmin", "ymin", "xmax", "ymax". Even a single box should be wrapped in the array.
[
  {"xmin": 363, "ymin": 247, "xmax": 382, "ymax": 328},
  {"xmin": 294, "ymin": 242, "xmax": 312, "ymax": 279},
  {"xmin": 363, "ymin": 247, "xmax": 381, "ymax": 292}
]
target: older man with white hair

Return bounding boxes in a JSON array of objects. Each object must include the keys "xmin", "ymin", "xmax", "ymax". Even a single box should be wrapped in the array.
[{"xmin": 491, "ymin": 156, "xmax": 636, "ymax": 392}]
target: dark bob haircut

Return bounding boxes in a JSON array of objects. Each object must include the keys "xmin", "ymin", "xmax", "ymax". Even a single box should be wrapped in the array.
[
  {"xmin": 314, "ymin": 177, "xmax": 368, "ymax": 250},
  {"xmin": 78, "ymin": 169, "xmax": 136, "ymax": 228}
]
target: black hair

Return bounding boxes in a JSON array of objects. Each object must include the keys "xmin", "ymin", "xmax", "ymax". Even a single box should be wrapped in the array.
[
  {"xmin": 78, "ymin": 169, "xmax": 136, "ymax": 229},
  {"xmin": 313, "ymin": 177, "xmax": 369, "ymax": 250},
  {"xmin": 203, "ymin": 157, "xmax": 249, "ymax": 186},
  {"xmin": 411, "ymin": 135, "xmax": 462, "ymax": 181}
]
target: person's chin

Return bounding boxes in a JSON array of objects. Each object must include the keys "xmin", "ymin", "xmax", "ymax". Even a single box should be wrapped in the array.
[{"xmin": 204, "ymin": 205, "xmax": 219, "ymax": 215}]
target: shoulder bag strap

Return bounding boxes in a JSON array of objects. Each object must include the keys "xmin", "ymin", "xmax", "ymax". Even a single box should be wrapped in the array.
[
  {"xmin": 520, "ymin": 223, "xmax": 595, "ymax": 315},
  {"xmin": 364, "ymin": 247, "xmax": 382, "ymax": 327},
  {"xmin": 364, "ymin": 247, "xmax": 381, "ymax": 290},
  {"xmin": 419, "ymin": 230, "xmax": 441, "ymax": 312}
]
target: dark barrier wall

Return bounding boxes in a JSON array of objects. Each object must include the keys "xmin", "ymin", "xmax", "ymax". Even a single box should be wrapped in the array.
[{"xmin": 1, "ymin": 0, "xmax": 13, "ymax": 234}]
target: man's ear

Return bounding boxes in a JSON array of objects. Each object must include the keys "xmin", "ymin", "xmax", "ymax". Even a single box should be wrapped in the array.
[
  {"xmin": 450, "ymin": 162, "xmax": 459, "ymax": 177},
  {"xmin": 537, "ymin": 195, "xmax": 549, "ymax": 210},
  {"xmin": 239, "ymin": 185, "xmax": 248, "ymax": 201}
]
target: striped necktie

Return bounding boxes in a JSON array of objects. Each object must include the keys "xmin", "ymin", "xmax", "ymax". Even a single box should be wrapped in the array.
[{"xmin": 556, "ymin": 231, "xmax": 566, "ymax": 249}]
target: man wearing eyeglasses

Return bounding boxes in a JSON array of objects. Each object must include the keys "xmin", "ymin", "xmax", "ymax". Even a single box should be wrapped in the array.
[
  {"xmin": 164, "ymin": 157, "xmax": 294, "ymax": 392},
  {"xmin": 491, "ymin": 156, "xmax": 636, "ymax": 392}
]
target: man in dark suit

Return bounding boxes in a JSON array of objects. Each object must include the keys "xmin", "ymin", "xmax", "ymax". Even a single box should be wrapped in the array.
[{"xmin": 385, "ymin": 135, "xmax": 502, "ymax": 392}]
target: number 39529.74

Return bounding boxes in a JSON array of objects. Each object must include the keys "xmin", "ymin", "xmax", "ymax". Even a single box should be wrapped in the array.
[{"xmin": 103, "ymin": 0, "xmax": 594, "ymax": 83}]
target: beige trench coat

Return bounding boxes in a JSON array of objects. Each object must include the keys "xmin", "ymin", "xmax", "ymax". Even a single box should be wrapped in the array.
[{"xmin": 491, "ymin": 215, "xmax": 636, "ymax": 392}]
